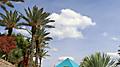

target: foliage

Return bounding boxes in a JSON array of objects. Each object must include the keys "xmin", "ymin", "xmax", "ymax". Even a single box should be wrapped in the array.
[
  {"xmin": 13, "ymin": 34, "xmax": 30, "ymax": 66},
  {"xmin": 0, "ymin": 35, "xmax": 16, "ymax": 53},
  {"xmin": 0, "ymin": 7, "xmax": 21, "ymax": 36},
  {"xmin": 80, "ymin": 52, "xmax": 116, "ymax": 67},
  {"xmin": 16, "ymin": 34, "xmax": 30, "ymax": 50},
  {"xmin": 20, "ymin": 6, "xmax": 55, "ymax": 67},
  {"xmin": 0, "ymin": 1, "xmax": 55, "ymax": 67},
  {"xmin": 8, "ymin": 48, "xmax": 23, "ymax": 64},
  {"xmin": 0, "ymin": 34, "xmax": 30, "ymax": 66},
  {"xmin": 0, "ymin": 0, "xmax": 24, "ymax": 8},
  {"xmin": 19, "ymin": 6, "xmax": 55, "ymax": 35}
]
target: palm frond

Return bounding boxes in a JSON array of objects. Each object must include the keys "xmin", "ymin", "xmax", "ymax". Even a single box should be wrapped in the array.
[
  {"xmin": 10, "ymin": 0, "xmax": 24, "ymax": 2},
  {"xmin": 0, "ymin": 5, "xmax": 7, "ymax": 12},
  {"xmin": 0, "ymin": 21, "xmax": 6, "ymax": 26},
  {"xmin": 16, "ymin": 22, "xmax": 30, "ymax": 26},
  {"xmin": 21, "ymin": 15, "xmax": 30, "ymax": 23},
  {"xmin": 44, "ymin": 37, "xmax": 53, "ymax": 41},
  {"xmin": 44, "ymin": 25, "xmax": 55, "ymax": 28},
  {"xmin": 0, "ymin": 0, "xmax": 24, "ymax": 8},
  {"xmin": 6, "ymin": 1, "xmax": 14, "ymax": 8}
]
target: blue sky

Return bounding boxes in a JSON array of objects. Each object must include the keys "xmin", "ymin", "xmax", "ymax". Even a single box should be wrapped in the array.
[{"xmin": 1, "ymin": 0, "xmax": 120, "ymax": 67}]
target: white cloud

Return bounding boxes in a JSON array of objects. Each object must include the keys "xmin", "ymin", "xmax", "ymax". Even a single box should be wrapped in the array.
[
  {"xmin": 111, "ymin": 37, "xmax": 119, "ymax": 41},
  {"xmin": 58, "ymin": 56, "xmax": 74, "ymax": 61},
  {"xmin": 49, "ymin": 9, "xmax": 96, "ymax": 39}
]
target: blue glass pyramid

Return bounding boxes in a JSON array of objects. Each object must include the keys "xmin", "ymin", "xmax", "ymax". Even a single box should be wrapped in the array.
[{"xmin": 56, "ymin": 58, "xmax": 79, "ymax": 67}]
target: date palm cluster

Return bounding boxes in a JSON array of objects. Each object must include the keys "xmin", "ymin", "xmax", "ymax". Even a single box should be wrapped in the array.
[{"xmin": 0, "ymin": 1, "xmax": 54, "ymax": 67}]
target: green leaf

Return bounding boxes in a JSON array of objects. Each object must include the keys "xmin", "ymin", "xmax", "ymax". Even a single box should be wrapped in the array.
[
  {"xmin": 0, "ymin": 22, "xmax": 5, "ymax": 26},
  {"xmin": 17, "ymin": 22, "xmax": 29, "ymax": 26},
  {"xmin": 45, "ymin": 25, "xmax": 55, "ymax": 28},
  {"xmin": 0, "ymin": 5, "xmax": 7, "ymax": 12},
  {"xmin": 21, "ymin": 15, "xmax": 30, "ymax": 22},
  {"xmin": 43, "ymin": 32, "xmax": 50, "ymax": 36},
  {"xmin": 44, "ymin": 37, "xmax": 53, "ymax": 41},
  {"xmin": 6, "ymin": 1, "xmax": 14, "ymax": 8},
  {"xmin": 10, "ymin": 0, "xmax": 24, "ymax": 2}
]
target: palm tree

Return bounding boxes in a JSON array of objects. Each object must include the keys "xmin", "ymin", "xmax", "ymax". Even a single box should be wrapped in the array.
[
  {"xmin": 20, "ymin": 6, "xmax": 54, "ymax": 36},
  {"xmin": 38, "ymin": 49, "xmax": 50, "ymax": 67},
  {"xmin": 0, "ymin": 6, "xmax": 22, "ymax": 64},
  {"xmin": 80, "ymin": 52, "xmax": 116, "ymax": 67},
  {"xmin": 15, "ymin": 34, "xmax": 30, "ymax": 67},
  {"xmin": 20, "ymin": 6, "xmax": 54, "ymax": 67},
  {"xmin": 34, "ymin": 28, "xmax": 51, "ymax": 67},
  {"xmin": 0, "ymin": 7, "xmax": 21, "ymax": 36}
]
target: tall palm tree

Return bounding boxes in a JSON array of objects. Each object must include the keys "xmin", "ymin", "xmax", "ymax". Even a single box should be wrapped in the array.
[
  {"xmin": 80, "ymin": 52, "xmax": 116, "ymax": 67},
  {"xmin": 20, "ymin": 6, "xmax": 55, "ymax": 67},
  {"xmin": 0, "ymin": 7, "xmax": 21, "ymax": 36},
  {"xmin": 20, "ymin": 6, "xmax": 54, "ymax": 36}
]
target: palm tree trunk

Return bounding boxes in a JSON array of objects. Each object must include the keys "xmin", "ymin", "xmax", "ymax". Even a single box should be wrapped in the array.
[
  {"xmin": 35, "ymin": 56, "xmax": 39, "ymax": 67},
  {"xmin": 29, "ymin": 27, "xmax": 36, "ymax": 67},
  {"xmin": 29, "ymin": 36, "xmax": 35, "ymax": 67},
  {"xmin": 39, "ymin": 57, "xmax": 42, "ymax": 67},
  {"xmin": 35, "ymin": 40, "xmax": 39, "ymax": 67},
  {"xmin": 8, "ymin": 28, "xmax": 13, "ymax": 36}
]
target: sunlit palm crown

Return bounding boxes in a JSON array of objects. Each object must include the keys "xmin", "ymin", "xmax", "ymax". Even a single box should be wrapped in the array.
[
  {"xmin": 20, "ymin": 6, "xmax": 54, "ymax": 35},
  {"xmin": 80, "ymin": 53, "xmax": 116, "ymax": 67}
]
